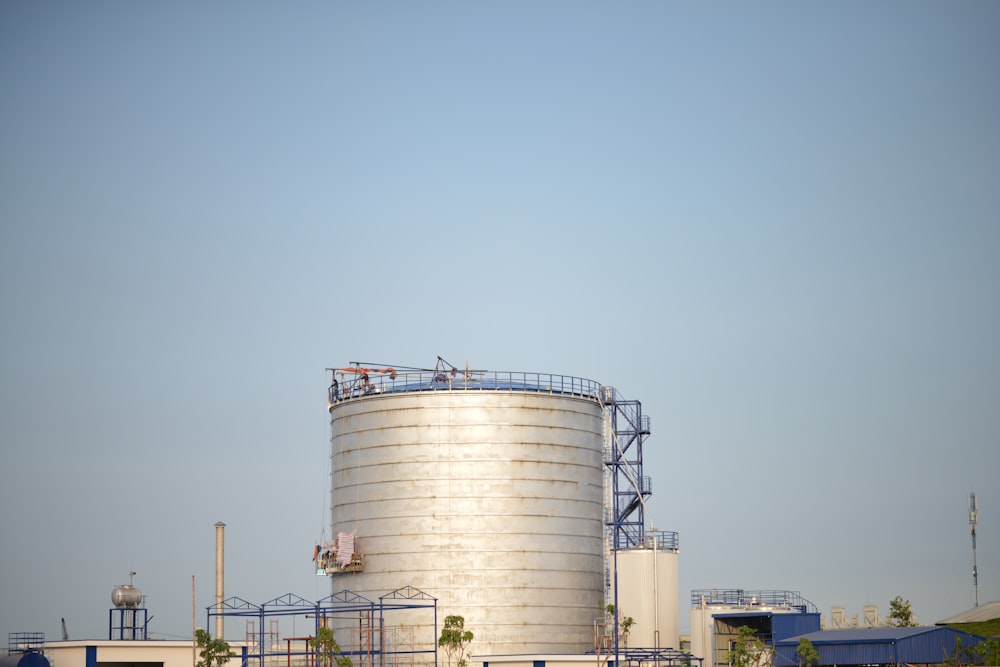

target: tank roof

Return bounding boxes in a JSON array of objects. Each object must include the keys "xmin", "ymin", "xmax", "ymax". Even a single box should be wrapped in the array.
[{"xmin": 327, "ymin": 366, "xmax": 602, "ymax": 408}]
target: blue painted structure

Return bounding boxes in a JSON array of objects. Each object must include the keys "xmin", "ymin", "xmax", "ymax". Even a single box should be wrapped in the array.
[
  {"xmin": 713, "ymin": 611, "xmax": 822, "ymax": 645},
  {"xmin": 0, "ymin": 653, "xmax": 50, "ymax": 667},
  {"xmin": 108, "ymin": 607, "xmax": 148, "ymax": 640},
  {"xmin": 772, "ymin": 626, "xmax": 989, "ymax": 666},
  {"xmin": 207, "ymin": 586, "xmax": 438, "ymax": 667}
]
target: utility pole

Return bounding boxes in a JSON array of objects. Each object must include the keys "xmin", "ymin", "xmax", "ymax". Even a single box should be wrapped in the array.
[{"xmin": 969, "ymin": 492, "xmax": 979, "ymax": 607}]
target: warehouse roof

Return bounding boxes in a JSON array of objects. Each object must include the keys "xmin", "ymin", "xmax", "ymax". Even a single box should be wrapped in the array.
[
  {"xmin": 772, "ymin": 626, "xmax": 987, "ymax": 666},
  {"xmin": 937, "ymin": 601, "xmax": 1000, "ymax": 624},
  {"xmin": 790, "ymin": 627, "xmax": 941, "ymax": 642}
]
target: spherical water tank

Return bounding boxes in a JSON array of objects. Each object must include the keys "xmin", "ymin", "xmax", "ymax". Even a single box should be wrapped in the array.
[
  {"xmin": 329, "ymin": 383, "xmax": 605, "ymax": 657},
  {"xmin": 111, "ymin": 584, "xmax": 142, "ymax": 608}
]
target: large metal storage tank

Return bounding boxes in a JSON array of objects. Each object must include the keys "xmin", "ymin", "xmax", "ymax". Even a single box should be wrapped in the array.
[{"xmin": 328, "ymin": 372, "xmax": 605, "ymax": 658}]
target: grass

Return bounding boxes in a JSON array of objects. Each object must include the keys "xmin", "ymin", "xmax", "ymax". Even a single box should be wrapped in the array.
[{"xmin": 946, "ymin": 618, "xmax": 1000, "ymax": 638}]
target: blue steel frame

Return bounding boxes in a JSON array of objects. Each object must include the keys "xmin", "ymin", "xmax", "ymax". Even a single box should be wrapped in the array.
[
  {"xmin": 601, "ymin": 386, "xmax": 686, "ymax": 667},
  {"xmin": 207, "ymin": 586, "xmax": 438, "ymax": 667},
  {"xmin": 602, "ymin": 387, "xmax": 653, "ymax": 550},
  {"xmin": 619, "ymin": 647, "xmax": 704, "ymax": 667},
  {"xmin": 108, "ymin": 607, "xmax": 148, "ymax": 640}
]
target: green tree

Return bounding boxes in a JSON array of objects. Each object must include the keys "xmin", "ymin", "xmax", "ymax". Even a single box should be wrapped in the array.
[
  {"xmin": 728, "ymin": 626, "xmax": 771, "ymax": 667},
  {"xmin": 438, "ymin": 615, "xmax": 474, "ymax": 667},
  {"xmin": 310, "ymin": 626, "xmax": 352, "ymax": 667},
  {"xmin": 602, "ymin": 603, "xmax": 636, "ymax": 648},
  {"xmin": 195, "ymin": 629, "xmax": 235, "ymax": 667},
  {"xmin": 795, "ymin": 638, "xmax": 819, "ymax": 667},
  {"xmin": 948, "ymin": 636, "xmax": 1000, "ymax": 667},
  {"xmin": 971, "ymin": 638, "xmax": 1000, "ymax": 665},
  {"xmin": 620, "ymin": 614, "xmax": 636, "ymax": 648},
  {"xmin": 887, "ymin": 596, "xmax": 916, "ymax": 627}
]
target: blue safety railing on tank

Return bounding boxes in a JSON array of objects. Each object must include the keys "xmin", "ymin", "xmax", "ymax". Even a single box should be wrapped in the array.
[
  {"xmin": 328, "ymin": 369, "xmax": 602, "ymax": 406},
  {"xmin": 612, "ymin": 527, "xmax": 679, "ymax": 552},
  {"xmin": 648, "ymin": 530, "xmax": 679, "ymax": 551}
]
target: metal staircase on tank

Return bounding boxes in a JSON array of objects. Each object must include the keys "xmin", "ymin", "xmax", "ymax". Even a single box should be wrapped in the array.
[{"xmin": 600, "ymin": 386, "xmax": 652, "ymax": 549}]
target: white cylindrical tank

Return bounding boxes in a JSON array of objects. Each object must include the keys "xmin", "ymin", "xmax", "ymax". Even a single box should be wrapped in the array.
[
  {"xmin": 611, "ymin": 540, "xmax": 679, "ymax": 649},
  {"xmin": 690, "ymin": 601, "xmax": 723, "ymax": 667},
  {"xmin": 329, "ymin": 387, "xmax": 605, "ymax": 657}
]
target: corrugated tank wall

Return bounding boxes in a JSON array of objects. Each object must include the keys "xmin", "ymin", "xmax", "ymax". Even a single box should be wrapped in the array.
[
  {"xmin": 329, "ymin": 389, "xmax": 605, "ymax": 657},
  {"xmin": 612, "ymin": 546, "xmax": 679, "ymax": 649}
]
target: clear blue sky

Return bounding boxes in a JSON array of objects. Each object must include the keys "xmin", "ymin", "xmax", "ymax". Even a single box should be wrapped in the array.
[{"xmin": 2, "ymin": 1, "xmax": 998, "ymax": 644}]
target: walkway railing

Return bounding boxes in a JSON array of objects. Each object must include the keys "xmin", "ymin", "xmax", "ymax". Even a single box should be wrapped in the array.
[
  {"xmin": 690, "ymin": 589, "xmax": 818, "ymax": 613},
  {"xmin": 328, "ymin": 369, "xmax": 602, "ymax": 407}
]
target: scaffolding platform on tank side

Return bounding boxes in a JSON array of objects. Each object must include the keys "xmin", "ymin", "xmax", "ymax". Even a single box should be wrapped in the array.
[
  {"xmin": 326, "ymin": 359, "xmax": 602, "ymax": 408},
  {"xmin": 206, "ymin": 586, "xmax": 438, "ymax": 667}
]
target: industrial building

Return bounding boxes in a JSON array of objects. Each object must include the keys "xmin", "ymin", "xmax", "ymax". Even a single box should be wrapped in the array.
[{"xmin": 689, "ymin": 589, "xmax": 820, "ymax": 667}]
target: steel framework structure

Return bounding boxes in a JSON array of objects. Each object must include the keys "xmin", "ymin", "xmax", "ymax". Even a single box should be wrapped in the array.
[
  {"xmin": 599, "ymin": 386, "xmax": 686, "ymax": 667},
  {"xmin": 601, "ymin": 386, "xmax": 655, "ymax": 550},
  {"xmin": 7, "ymin": 632, "xmax": 45, "ymax": 654},
  {"xmin": 207, "ymin": 586, "xmax": 438, "ymax": 667},
  {"xmin": 108, "ymin": 607, "xmax": 149, "ymax": 640}
]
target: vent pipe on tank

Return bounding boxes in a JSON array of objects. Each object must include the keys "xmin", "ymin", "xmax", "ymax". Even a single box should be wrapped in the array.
[{"xmin": 215, "ymin": 521, "xmax": 225, "ymax": 640}]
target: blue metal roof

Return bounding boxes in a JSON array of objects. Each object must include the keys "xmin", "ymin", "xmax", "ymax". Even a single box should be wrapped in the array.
[
  {"xmin": 773, "ymin": 626, "xmax": 988, "ymax": 666},
  {"xmin": 711, "ymin": 611, "xmax": 822, "ymax": 643},
  {"xmin": 771, "ymin": 614, "xmax": 823, "ymax": 643},
  {"xmin": 788, "ymin": 627, "xmax": 941, "ymax": 643}
]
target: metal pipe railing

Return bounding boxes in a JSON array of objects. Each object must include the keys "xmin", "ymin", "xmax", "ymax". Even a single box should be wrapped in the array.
[{"xmin": 328, "ymin": 370, "xmax": 602, "ymax": 407}]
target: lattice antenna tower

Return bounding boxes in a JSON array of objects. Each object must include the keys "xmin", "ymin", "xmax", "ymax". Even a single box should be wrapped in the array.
[{"xmin": 969, "ymin": 491, "xmax": 979, "ymax": 607}]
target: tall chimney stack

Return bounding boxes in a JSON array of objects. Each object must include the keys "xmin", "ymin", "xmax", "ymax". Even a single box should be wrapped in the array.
[{"xmin": 215, "ymin": 521, "xmax": 225, "ymax": 640}]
